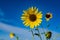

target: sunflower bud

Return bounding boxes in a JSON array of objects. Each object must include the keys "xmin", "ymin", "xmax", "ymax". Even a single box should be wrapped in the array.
[
  {"xmin": 45, "ymin": 31, "xmax": 52, "ymax": 39},
  {"xmin": 10, "ymin": 32, "xmax": 15, "ymax": 38}
]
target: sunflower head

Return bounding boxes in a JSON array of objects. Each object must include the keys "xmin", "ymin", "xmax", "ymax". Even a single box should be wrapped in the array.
[
  {"xmin": 10, "ymin": 32, "xmax": 15, "ymax": 38},
  {"xmin": 45, "ymin": 31, "xmax": 52, "ymax": 39},
  {"xmin": 45, "ymin": 13, "xmax": 52, "ymax": 21},
  {"xmin": 21, "ymin": 7, "xmax": 42, "ymax": 29}
]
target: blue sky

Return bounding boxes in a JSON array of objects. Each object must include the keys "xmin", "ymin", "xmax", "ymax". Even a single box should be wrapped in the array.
[{"xmin": 0, "ymin": 0, "xmax": 60, "ymax": 40}]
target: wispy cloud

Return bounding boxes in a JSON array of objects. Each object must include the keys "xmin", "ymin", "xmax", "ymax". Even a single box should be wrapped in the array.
[
  {"xmin": 0, "ymin": 22, "xmax": 32, "ymax": 40},
  {"xmin": 0, "ymin": 22, "xmax": 30, "ymax": 35},
  {"xmin": 0, "ymin": 22, "xmax": 60, "ymax": 40}
]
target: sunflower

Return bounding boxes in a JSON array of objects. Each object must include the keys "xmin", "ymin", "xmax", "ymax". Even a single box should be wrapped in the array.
[
  {"xmin": 45, "ymin": 31, "xmax": 52, "ymax": 39},
  {"xmin": 45, "ymin": 12, "xmax": 52, "ymax": 21},
  {"xmin": 21, "ymin": 7, "xmax": 42, "ymax": 28},
  {"xmin": 10, "ymin": 32, "xmax": 15, "ymax": 38}
]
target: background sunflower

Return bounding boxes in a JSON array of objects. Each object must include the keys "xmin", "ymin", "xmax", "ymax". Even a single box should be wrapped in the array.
[
  {"xmin": 10, "ymin": 32, "xmax": 15, "ymax": 38},
  {"xmin": 45, "ymin": 13, "xmax": 52, "ymax": 21},
  {"xmin": 21, "ymin": 7, "xmax": 42, "ymax": 28}
]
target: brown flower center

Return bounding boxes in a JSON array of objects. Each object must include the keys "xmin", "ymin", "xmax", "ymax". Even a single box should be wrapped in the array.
[
  {"xmin": 46, "ymin": 14, "xmax": 50, "ymax": 18},
  {"xmin": 29, "ymin": 14, "xmax": 36, "ymax": 22}
]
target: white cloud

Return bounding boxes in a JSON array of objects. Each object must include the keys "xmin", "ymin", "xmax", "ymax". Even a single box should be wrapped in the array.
[
  {"xmin": 0, "ymin": 22, "xmax": 32, "ymax": 40},
  {"xmin": 0, "ymin": 22, "xmax": 60, "ymax": 40}
]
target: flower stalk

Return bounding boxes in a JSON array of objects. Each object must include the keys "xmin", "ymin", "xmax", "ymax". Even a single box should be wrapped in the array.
[
  {"xmin": 35, "ymin": 27, "xmax": 42, "ymax": 40},
  {"xmin": 31, "ymin": 29, "xmax": 34, "ymax": 40},
  {"xmin": 16, "ymin": 36, "xmax": 19, "ymax": 40}
]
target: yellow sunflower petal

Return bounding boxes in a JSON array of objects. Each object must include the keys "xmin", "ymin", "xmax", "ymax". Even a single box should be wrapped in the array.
[
  {"xmin": 25, "ymin": 22, "xmax": 29, "ymax": 26},
  {"xmin": 30, "ymin": 7, "xmax": 33, "ymax": 11},
  {"xmin": 46, "ymin": 18, "xmax": 49, "ymax": 21},
  {"xmin": 21, "ymin": 16, "xmax": 28, "ymax": 21},
  {"xmin": 28, "ymin": 7, "xmax": 33, "ymax": 14},
  {"xmin": 34, "ymin": 19, "xmax": 42, "ymax": 27},
  {"xmin": 23, "ymin": 19, "xmax": 29, "ymax": 24},
  {"xmin": 50, "ymin": 14, "xmax": 52, "ymax": 18},
  {"xmin": 24, "ymin": 20, "xmax": 30, "ymax": 26},
  {"xmin": 30, "ymin": 22, "xmax": 34, "ymax": 28},
  {"xmin": 23, "ymin": 10, "xmax": 27, "ymax": 14},
  {"xmin": 21, "ymin": 13, "xmax": 28, "ymax": 17},
  {"xmin": 37, "ymin": 12, "xmax": 42, "ymax": 18},
  {"xmin": 34, "ymin": 8, "xmax": 38, "ymax": 13},
  {"xmin": 34, "ymin": 7, "xmax": 36, "ymax": 10}
]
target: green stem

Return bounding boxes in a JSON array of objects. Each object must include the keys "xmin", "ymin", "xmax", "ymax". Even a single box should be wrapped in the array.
[
  {"xmin": 41, "ymin": 24, "xmax": 49, "ymax": 40},
  {"xmin": 41, "ymin": 24, "xmax": 45, "ymax": 34},
  {"xmin": 46, "ymin": 38, "xmax": 48, "ymax": 40},
  {"xmin": 37, "ymin": 27, "xmax": 42, "ymax": 40},
  {"xmin": 49, "ymin": 39, "xmax": 50, "ymax": 40},
  {"xmin": 16, "ymin": 36, "xmax": 19, "ymax": 40},
  {"xmin": 31, "ymin": 29, "xmax": 34, "ymax": 40},
  {"xmin": 46, "ymin": 21, "xmax": 50, "ymax": 31},
  {"xmin": 46, "ymin": 22, "xmax": 51, "ymax": 40}
]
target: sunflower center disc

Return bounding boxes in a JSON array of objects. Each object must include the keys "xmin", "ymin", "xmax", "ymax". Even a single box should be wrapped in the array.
[
  {"xmin": 29, "ymin": 14, "xmax": 36, "ymax": 22},
  {"xmin": 46, "ymin": 14, "xmax": 50, "ymax": 18}
]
